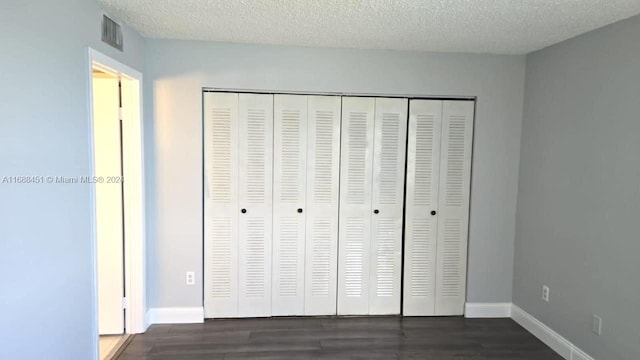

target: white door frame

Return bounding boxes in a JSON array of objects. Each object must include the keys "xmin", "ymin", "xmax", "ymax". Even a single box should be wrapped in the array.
[{"xmin": 87, "ymin": 48, "xmax": 146, "ymax": 359}]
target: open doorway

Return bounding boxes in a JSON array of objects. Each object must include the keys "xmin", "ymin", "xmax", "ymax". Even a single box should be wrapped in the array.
[
  {"xmin": 92, "ymin": 67, "xmax": 127, "ymax": 359},
  {"xmin": 88, "ymin": 49, "xmax": 146, "ymax": 360}
]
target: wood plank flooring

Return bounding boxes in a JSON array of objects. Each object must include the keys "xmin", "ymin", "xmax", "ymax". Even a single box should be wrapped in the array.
[{"xmin": 118, "ymin": 317, "xmax": 562, "ymax": 360}]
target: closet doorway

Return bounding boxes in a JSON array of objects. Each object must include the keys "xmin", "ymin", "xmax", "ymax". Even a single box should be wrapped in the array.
[{"xmin": 203, "ymin": 90, "xmax": 474, "ymax": 318}]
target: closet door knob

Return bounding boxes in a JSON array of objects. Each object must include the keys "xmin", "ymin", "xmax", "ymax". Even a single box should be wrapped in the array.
[
  {"xmin": 297, "ymin": 208, "xmax": 303, "ymax": 213},
  {"xmin": 431, "ymin": 210, "xmax": 436, "ymax": 216},
  {"xmin": 373, "ymin": 209, "xmax": 379, "ymax": 214},
  {"xmin": 241, "ymin": 208, "xmax": 247, "ymax": 214}
]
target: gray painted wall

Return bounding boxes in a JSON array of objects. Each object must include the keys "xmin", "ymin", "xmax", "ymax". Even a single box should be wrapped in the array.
[
  {"xmin": 144, "ymin": 40, "xmax": 526, "ymax": 308},
  {"xmin": 0, "ymin": 1, "xmax": 144, "ymax": 359},
  {"xmin": 514, "ymin": 15, "xmax": 640, "ymax": 360}
]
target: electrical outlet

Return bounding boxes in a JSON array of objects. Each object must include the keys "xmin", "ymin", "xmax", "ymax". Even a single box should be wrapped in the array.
[
  {"xmin": 186, "ymin": 271, "xmax": 195, "ymax": 285},
  {"xmin": 592, "ymin": 315, "xmax": 602, "ymax": 335},
  {"xmin": 542, "ymin": 285, "xmax": 550, "ymax": 302}
]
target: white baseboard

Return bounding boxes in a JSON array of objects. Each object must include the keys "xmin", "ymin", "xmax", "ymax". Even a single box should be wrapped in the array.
[
  {"xmin": 464, "ymin": 303, "xmax": 512, "ymax": 318},
  {"xmin": 511, "ymin": 305, "xmax": 594, "ymax": 360},
  {"xmin": 148, "ymin": 307, "xmax": 205, "ymax": 325}
]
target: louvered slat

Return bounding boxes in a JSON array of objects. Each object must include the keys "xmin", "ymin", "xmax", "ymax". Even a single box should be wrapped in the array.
[
  {"xmin": 245, "ymin": 218, "xmax": 266, "ymax": 298},
  {"xmin": 309, "ymin": 219, "xmax": 331, "ymax": 295}
]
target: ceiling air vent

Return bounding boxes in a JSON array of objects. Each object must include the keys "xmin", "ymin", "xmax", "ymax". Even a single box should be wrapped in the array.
[{"xmin": 102, "ymin": 15, "xmax": 123, "ymax": 51}]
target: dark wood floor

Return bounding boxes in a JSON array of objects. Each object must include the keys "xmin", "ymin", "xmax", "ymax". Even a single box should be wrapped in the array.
[{"xmin": 118, "ymin": 316, "xmax": 562, "ymax": 360}]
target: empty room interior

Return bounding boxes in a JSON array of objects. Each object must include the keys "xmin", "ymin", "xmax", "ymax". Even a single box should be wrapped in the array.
[{"xmin": 2, "ymin": 1, "xmax": 640, "ymax": 359}]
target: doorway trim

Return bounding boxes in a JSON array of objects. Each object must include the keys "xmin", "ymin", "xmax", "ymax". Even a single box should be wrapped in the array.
[{"xmin": 87, "ymin": 48, "xmax": 146, "ymax": 359}]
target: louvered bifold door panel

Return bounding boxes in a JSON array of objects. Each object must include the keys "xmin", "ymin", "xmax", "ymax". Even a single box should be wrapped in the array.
[
  {"xmin": 238, "ymin": 93, "xmax": 274, "ymax": 317},
  {"xmin": 434, "ymin": 100, "xmax": 474, "ymax": 316},
  {"xmin": 304, "ymin": 96, "xmax": 341, "ymax": 315},
  {"xmin": 272, "ymin": 95, "xmax": 308, "ymax": 316},
  {"xmin": 403, "ymin": 100, "xmax": 443, "ymax": 316},
  {"xmin": 337, "ymin": 97, "xmax": 375, "ymax": 315},
  {"xmin": 204, "ymin": 92, "xmax": 239, "ymax": 318},
  {"xmin": 369, "ymin": 98, "xmax": 408, "ymax": 315}
]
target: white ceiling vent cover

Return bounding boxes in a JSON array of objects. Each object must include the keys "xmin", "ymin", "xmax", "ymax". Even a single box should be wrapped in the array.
[{"xmin": 102, "ymin": 15, "xmax": 123, "ymax": 51}]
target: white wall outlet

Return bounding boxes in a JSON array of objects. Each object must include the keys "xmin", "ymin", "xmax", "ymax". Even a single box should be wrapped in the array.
[
  {"xmin": 186, "ymin": 271, "xmax": 195, "ymax": 285},
  {"xmin": 592, "ymin": 315, "xmax": 602, "ymax": 335},
  {"xmin": 542, "ymin": 285, "xmax": 550, "ymax": 302}
]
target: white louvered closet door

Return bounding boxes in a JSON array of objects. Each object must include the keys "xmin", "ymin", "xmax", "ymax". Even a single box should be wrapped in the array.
[
  {"xmin": 337, "ymin": 97, "xmax": 375, "ymax": 315},
  {"xmin": 204, "ymin": 92, "xmax": 239, "ymax": 318},
  {"xmin": 403, "ymin": 100, "xmax": 443, "ymax": 316},
  {"xmin": 272, "ymin": 95, "xmax": 308, "ymax": 316},
  {"xmin": 435, "ymin": 100, "xmax": 474, "ymax": 315},
  {"xmin": 238, "ymin": 93, "xmax": 274, "ymax": 317},
  {"xmin": 369, "ymin": 98, "xmax": 408, "ymax": 315},
  {"xmin": 304, "ymin": 96, "xmax": 341, "ymax": 315}
]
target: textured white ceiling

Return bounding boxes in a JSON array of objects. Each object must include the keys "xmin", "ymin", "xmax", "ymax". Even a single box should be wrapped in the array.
[{"xmin": 97, "ymin": 0, "xmax": 640, "ymax": 54}]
